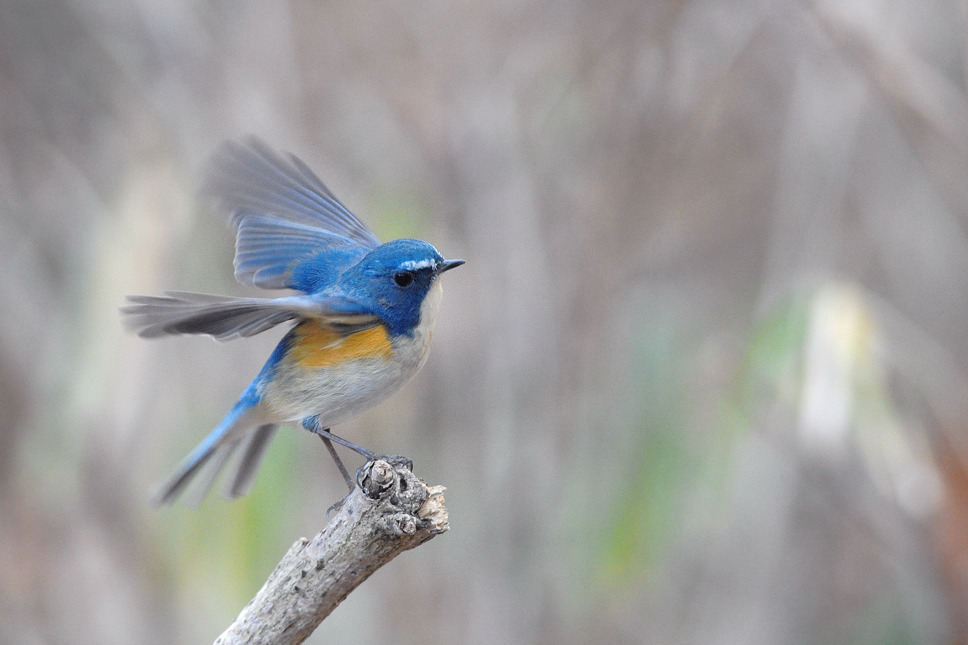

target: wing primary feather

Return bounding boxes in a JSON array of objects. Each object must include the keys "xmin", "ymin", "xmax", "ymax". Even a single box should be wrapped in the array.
[
  {"xmin": 210, "ymin": 139, "xmax": 353, "ymax": 230},
  {"xmin": 121, "ymin": 291, "xmax": 379, "ymax": 341},
  {"xmin": 202, "ymin": 137, "xmax": 382, "ymax": 291},
  {"xmin": 205, "ymin": 137, "xmax": 381, "ymax": 249}
]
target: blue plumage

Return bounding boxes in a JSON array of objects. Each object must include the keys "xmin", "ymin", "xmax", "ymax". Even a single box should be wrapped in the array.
[{"xmin": 122, "ymin": 138, "xmax": 463, "ymax": 505}]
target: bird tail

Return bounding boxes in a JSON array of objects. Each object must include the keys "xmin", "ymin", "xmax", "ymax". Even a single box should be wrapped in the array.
[{"xmin": 152, "ymin": 401, "xmax": 278, "ymax": 506}]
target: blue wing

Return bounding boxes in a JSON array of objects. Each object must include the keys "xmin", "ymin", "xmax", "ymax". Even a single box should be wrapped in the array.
[{"xmin": 205, "ymin": 137, "xmax": 382, "ymax": 291}]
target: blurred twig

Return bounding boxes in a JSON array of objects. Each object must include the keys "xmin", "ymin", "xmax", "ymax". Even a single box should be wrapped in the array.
[
  {"xmin": 811, "ymin": 0, "xmax": 968, "ymax": 209},
  {"xmin": 214, "ymin": 459, "xmax": 448, "ymax": 645}
]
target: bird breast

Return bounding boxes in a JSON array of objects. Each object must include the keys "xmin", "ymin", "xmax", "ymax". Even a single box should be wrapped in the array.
[{"xmin": 261, "ymin": 279, "xmax": 444, "ymax": 425}]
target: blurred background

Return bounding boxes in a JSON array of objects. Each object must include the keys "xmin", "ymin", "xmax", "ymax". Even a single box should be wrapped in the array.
[{"xmin": 2, "ymin": 0, "xmax": 968, "ymax": 643}]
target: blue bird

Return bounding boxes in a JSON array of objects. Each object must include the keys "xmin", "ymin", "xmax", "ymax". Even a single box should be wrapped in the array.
[{"xmin": 122, "ymin": 138, "xmax": 463, "ymax": 505}]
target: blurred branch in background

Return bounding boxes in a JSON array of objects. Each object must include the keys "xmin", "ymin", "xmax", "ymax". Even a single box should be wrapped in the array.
[{"xmin": 2, "ymin": 0, "xmax": 968, "ymax": 643}]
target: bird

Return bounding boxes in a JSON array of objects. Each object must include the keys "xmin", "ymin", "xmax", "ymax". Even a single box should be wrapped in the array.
[{"xmin": 122, "ymin": 138, "xmax": 463, "ymax": 506}]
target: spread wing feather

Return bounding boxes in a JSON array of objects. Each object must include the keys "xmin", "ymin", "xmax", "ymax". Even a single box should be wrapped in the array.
[
  {"xmin": 204, "ymin": 138, "xmax": 381, "ymax": 291},
  {"xmin": 121, "ymin": 291, "xmax": 379, "ymax": 341}
]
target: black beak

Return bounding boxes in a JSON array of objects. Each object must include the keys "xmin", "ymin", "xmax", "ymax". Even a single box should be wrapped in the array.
[{"xmin": 438, "ymin": 258, "xmax": 465, "ymax": 273}]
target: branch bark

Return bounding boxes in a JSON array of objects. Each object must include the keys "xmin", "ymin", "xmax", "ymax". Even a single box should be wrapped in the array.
[{"xmin": 214, "ymin": 458, "xmax": 449, "ymax": 645}]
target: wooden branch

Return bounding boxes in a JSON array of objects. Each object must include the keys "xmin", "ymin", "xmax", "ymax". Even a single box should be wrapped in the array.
[{"xmin": 214, "ymin": 458, "xmax": 449, "ymax": 645}]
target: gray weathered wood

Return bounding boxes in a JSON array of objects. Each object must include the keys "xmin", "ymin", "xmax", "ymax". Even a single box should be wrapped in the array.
[{"xmin": 214, "ymin": 458, "xmax": 449, "ymax": 644}]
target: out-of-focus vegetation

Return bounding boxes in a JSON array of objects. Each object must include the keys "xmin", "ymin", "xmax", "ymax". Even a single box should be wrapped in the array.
[{"xmin": 2, "ymin": 1, "xmax": 968, "ymax": 643}]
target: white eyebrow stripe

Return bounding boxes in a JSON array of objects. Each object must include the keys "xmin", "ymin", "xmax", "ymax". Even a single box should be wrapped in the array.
[{"xmin": 398, "ymin": 259, "xmax": 437, "ymax": 272}]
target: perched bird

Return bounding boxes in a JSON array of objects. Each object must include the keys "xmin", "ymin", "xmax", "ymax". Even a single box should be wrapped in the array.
[{"xmin": 122, "ymin": 138, "xmax": 463, "ymax": 505}]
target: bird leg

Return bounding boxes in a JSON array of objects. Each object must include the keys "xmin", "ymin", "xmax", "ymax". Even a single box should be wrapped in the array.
[
  {"xmin": 318, "ymin": 434, "xmax": 354, "ymax": 492},
  {"xmin": 301, "ymin": 418, "xmax": 413, "ymax": 516},
  {"xmin": 302, "ymin": 417, "xmax": 377, "ymax": 492}
]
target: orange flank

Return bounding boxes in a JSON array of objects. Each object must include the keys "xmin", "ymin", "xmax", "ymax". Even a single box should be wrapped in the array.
[{"xmin": 289, "ymin": 321, "xmax": 394, "ymax": 369}]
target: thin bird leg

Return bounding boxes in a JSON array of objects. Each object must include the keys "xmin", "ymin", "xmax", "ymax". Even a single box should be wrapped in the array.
[
  {"xmin": 317, "ymin": 434, "xmax": 353, "ymax": 491},
  {"xmin": 302, "ymin": 417, "xmax": 378, "ymax": 494},
  {"xmin": 301, "ymin": 417, "xmax": 378, "ymax": 459},
  {"xmin": 314, "ymin": 426, "xmax": 377, "ymax": 460}
]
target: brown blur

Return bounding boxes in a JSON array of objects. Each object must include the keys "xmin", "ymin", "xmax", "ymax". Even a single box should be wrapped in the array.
[{"xmin": 2, "ymin": 1, "xmax": 968, "ymax": 643}]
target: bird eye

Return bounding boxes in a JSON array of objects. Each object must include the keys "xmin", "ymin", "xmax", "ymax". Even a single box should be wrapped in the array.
[{"xmin": 393, "ymin": 272, "xmax": 414, "ymax": 288}]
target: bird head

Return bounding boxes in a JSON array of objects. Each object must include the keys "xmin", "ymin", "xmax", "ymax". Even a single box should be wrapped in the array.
[{"xmin": 340, "ymin": 239, "xmax": 464, "ymax": 336}]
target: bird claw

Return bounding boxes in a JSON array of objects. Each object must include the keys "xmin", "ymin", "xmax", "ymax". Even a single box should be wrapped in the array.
[{"xmin": 325, "ymin": 496, "xmax": 346, "ymax": 518}]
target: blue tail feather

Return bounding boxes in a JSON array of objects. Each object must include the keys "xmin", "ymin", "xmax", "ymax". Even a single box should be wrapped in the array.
[
  {"xmin": 151, "ymin": 394, "xmax": 264, "ymax": 506},
  {"xmin": 222, "ymin": 423, "xmax": 279, "ymax": 499}
]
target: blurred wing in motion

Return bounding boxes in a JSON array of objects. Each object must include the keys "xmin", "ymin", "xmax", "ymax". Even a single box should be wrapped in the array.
[
  {"xmin": 204, "ymin": 137, "xmax": 382, "ymax": 291},
  {"xmin": 121, "ymin": 291, "xmax": 380, "ymax": 340}
]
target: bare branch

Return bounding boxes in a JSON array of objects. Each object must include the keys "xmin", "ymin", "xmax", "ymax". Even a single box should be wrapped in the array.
[{"xmin": 214, "ymin": 458, "xmax": 449, "ymax": 645}]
